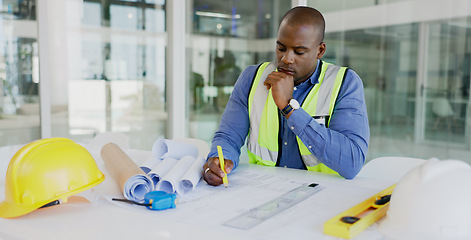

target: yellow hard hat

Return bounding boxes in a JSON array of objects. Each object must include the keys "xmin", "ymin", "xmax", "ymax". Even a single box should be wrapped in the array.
[{"xmin": 0, "ymin": 138, "xmax": 105, "ymax": 218}]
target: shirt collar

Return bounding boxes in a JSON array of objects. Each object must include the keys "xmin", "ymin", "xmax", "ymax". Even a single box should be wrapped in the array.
[{"xmin": 297, "ymin": 59, "xmax": 321, "ymax": 88}]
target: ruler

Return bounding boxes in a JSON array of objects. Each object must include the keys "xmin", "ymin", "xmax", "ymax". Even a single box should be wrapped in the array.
[
  {"xmin": 323, "ymin": 184, "xmax": 396, "ymax": 239},
  {"xmin": 224, "ymin": 183, "xmax": 322, "ymax": 230}
]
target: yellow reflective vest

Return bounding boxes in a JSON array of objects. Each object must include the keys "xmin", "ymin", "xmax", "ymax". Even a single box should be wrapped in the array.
[{"xmin": 247, "ymin": 61, "xmax": 348, "ymax": 174}]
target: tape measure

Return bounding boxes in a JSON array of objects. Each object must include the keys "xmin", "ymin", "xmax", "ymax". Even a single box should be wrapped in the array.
[
  {"xmin": 224, "ymin": 183, "xmax": 322, "ymax": 230},
  {"xmin": 112, "ymin": 191, "xmax": 177, "ymax": 211},
  {"xmin": 324, "ymin": 184, "xmax": 395, "ymax": 239}
]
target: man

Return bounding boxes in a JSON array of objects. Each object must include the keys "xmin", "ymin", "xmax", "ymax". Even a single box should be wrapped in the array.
[{"xmin": 203, "ymin": 6, "xmax": 369, "ymax": 186}]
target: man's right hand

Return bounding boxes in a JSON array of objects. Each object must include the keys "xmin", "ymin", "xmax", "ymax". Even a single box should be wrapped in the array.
[
  {"xmin": 203, "ymin": 157, "xmax": 234, "ymax": 186},
  {"xmin": 263, "ymin": 71, "xmax": 294, "ymax": 110}
]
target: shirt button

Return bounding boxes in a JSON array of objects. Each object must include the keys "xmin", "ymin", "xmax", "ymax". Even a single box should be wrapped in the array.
[
  {"xmin": 309, "ymin": 145, "xmax": 312, "ymax": 149},
  {"xmin": 291, "ymin": 126, "xmax": 294, "ymax": 130},
  {"xmin": 294, "ymin": 87, "xmax": 297, "ymax": 90},
  {"xmin": 284, "ymin": 142, "xmax": 288, "ymax": 145},
  {"xmin": 284, "ymin": 166, "xmax": 287, "ymax": 168}
]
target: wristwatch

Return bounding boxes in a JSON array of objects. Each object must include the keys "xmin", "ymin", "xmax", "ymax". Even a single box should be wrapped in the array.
[{"xmin": 280, "ymin": 99, "xmax": 300, "ymax": 117}]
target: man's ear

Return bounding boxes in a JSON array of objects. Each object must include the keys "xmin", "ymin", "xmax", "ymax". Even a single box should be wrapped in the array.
[{"xmin": 317, "ymin": 42, "xmax": 326, "ymax": 59}]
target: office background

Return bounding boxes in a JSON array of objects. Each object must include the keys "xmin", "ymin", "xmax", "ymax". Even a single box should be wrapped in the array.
[{"xmin": 0, "ymin": 0, "xmax": 470, "ymax": 163}]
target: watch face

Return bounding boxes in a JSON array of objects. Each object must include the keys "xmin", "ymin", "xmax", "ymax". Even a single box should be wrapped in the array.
[{"xmin": 290, "ymin": 99, "xmax": 300, "ymax": 109}]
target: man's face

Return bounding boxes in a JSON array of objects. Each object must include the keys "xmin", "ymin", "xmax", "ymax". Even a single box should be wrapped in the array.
[{"xmin": 276, "ymin": 21, "xmax": 325, "ymax": 85}]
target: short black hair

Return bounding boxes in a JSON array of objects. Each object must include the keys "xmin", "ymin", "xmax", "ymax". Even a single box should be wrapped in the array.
[{"xmin": 280, "ymin": 6, "xmax": 325, "ymax": 42}]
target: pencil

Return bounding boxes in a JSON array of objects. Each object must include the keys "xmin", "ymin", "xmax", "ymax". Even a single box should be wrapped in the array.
[{"xmin": 217, "ymin": 145, "xmax": 229, "ymax": 188}]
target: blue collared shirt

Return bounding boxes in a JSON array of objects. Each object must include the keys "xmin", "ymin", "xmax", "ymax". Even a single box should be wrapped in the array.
[{"xmin": 207, "ymin": 60, "xmax": 369, "ymax": 179}]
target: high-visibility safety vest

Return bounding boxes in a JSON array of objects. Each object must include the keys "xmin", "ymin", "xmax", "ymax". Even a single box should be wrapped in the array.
[{"xmin": 247, "ymin": 61, "xmax": 348, "ymax": 174}]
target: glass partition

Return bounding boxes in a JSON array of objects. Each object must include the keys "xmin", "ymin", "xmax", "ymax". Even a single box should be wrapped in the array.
[
  {"xmin": 50, "ymin": 0, "xmax": 166, "ymax": 149},
  {"xmin": 188, "ymin": 0, "xmax": 290, "ymax": 143},
  {"xmin": 422, "ymin": 19, "xmax": 471, "ymax": 149},
  {"xmin": 0, "ymin": 0, "xmax": 39, "ymax": 146},
  {"xmin": 189, "ymin": 0, "xmax": 471, "ymax": 163},
  {"xmin": 324, "ymin": 24, "xmax": 420, "ymax": 159},
  {"xmin": 315, "ymin": 1, "xmax": 471, "ymax": 161},
  {"xmin": 2, "ymin": 0, "xmax": 471, "ymax": 163}
]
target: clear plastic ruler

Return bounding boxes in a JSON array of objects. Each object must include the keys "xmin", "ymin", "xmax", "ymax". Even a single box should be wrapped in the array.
[{"xmin": 224, "ymin": 183, "xmax": 322, "ymax": 230}]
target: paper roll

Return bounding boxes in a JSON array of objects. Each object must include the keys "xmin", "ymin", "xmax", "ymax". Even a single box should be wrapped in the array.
[
  {"xmin": 176, "ymin": 156, "xmax": 206, "ymax": 195},
  {"xmin": 157, "ymin": 156, "xmax": 196, "ymax": 194},
  {"xmin": 152, "ymin": 138, "xmax": 198, "ymax": 159},
  {"xmin": 148, "ymin": 157, "xmax": 178, "ymax": 187},
  {"xmin": 172, "ymin": 138, "xmax": 210, "ymax": 158},
  {"xmin": 100, "ymin": 143, "xmax": 153, "ymax": 203},
  {"xmin": 140, "ymin": 156, "xmax": 161, "ymax": 174}
]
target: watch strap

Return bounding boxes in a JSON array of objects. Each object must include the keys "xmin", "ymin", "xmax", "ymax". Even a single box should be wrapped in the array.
[{"xmin": 280, "ymin": 104, "xmax": 293, "ymax": 116}]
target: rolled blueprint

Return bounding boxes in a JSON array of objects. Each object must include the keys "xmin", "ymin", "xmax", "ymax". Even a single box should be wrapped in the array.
[
  {"xmin": 152, "ymin": 138, "xmax": 198, "ymax": 159},
  {"xmin": 148, "ymin": 157, "xmax": 178, "ymax": 187},
  {"xmin": 176, "ymin": 156, "xmax": 206, "ymax": 195},
  {"xmin": 100, "ymin": 143, "xmax": 153, "ymax": 203},
  {"xmin": 139, "ymin": 156, "xmax": 160, "ymax": 174},
  {"xmin": 172, "ymin": 138, "xmax": 210, "ymax": 158},
  {"xmin": 157, "ymin": 156, "xmax": 196, "ymax": 194}
]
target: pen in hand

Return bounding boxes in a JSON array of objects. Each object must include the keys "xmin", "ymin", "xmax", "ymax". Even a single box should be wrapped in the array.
[{"xmin": 217, "ymin": 145, "xmax": 229, "ymax": 188}]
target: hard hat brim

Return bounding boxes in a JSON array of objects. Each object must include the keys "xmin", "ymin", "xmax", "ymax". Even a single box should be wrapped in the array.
[
  {"xmin": 0, "ymin": 174, "xmax": 105, "ymax": 218},
  {"xmin": 0, "ymin": 199, "xmax": 43, "ymax": 219}
]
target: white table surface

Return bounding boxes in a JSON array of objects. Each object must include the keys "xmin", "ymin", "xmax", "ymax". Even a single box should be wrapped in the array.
[{"xmin": 0, "ymin": 145, "xmax": 394, "ymax": 240}]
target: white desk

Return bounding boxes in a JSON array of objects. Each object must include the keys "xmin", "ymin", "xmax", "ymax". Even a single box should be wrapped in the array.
[{"xmin": 0, "ymin": 145, "xmax": 394, "ymax": 240}]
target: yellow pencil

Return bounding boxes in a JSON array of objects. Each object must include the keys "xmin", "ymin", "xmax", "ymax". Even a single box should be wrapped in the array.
[{"xmin": 217, "ymin": 145, "xmax": 229, "ymax": 188}]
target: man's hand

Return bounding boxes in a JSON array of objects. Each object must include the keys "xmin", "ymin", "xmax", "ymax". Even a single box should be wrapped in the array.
[
  {"xmin": 263, "ymin": 71, "xmax": 294, "ymax": 110},
  {"xmin": 203, "ymin": 157, "xmax": 234, "ymax": 186}
]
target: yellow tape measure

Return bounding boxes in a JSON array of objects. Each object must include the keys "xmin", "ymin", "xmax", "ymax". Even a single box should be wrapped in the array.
[{"xmin": 324, "ymin": 184, "xmax": 395, "ymax": 239}]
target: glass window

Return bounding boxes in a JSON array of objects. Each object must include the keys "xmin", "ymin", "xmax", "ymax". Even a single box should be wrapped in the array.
[
  {"xmin": 110, "ymin": 5, "xmax": 139, "ymax": 30},
  {"xmin": 308, "ymin": 0, "xmax": 414, "ymax": 13},
  {"xmin": 192, "ymin": 0, "xmax": 285, "ymax": 39},
  {"xmin": 314, "ymin": 1, "xmax": 471, "ymax": 162},
  {"xmin": 2, "ymin": 0, "xmax": 36, "ymax": 20},
  {"xmin": 49, "ymin": 0, "xmax": 166, "ymax": 149},
  {"xmin": 0, "ymin": 0, "xmax": 40, "ymax": 146},
  {"xmin": 325, "ymin": 24, "xmax": 419, "ymax": 144},
  {"xmin": 422, "ymin": 19, "xmax": 471, "ymax": 148},
  {"xmin": 82, "ymin": 1, "xmax": 101, "ymax": 26},
  {"xmin": 188, "ymin": 0, "xmax": 291, "ymax": 143},
  {"xmin": 3, "ymin": 0, "xmax": 471, "ymax": 164},
  {"xmin": 325, "ymin": 23, "xmax": 421, "ymax": 159}
]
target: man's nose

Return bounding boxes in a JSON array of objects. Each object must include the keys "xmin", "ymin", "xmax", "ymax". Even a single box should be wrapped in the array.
[{"xmin": 281, "ymin": 51, "xmax": 294, "ymax": 64}]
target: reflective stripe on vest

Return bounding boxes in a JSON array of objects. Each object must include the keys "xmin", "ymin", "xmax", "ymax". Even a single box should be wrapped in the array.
[{"xmin": 247, "ymin": 61, "xmax": 347, "ymax": 174}]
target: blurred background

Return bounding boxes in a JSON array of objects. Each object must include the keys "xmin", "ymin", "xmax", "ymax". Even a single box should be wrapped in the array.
[{"xmin": 0, "ymin": 0, "xmax": 470, "ymax": 163}]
